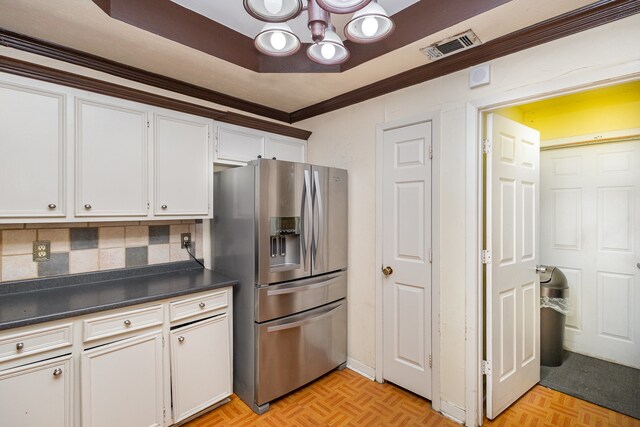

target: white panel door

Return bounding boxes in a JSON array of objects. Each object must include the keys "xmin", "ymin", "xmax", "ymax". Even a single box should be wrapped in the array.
[
  {"xmin": 81, "ymin": 331, "xmax": 164, "ymax": 427},
  {"xmin": 382, "ymin": 121, "xmax": 432, "ymax": 399},
  {"xmin": 76, "ymin": 98, "xmax": 148, "ymax": 217},
  {"xmin": 170, "ymin": 314, "xmax": 231, "ymax": 422},
  {"xmin": 154, "ymin": 113, "xmax": 210, "ymax": 216},
  {"xmin": 486, "ymin": 114, "xmax": 540, "ymax": 419},
  {"xmin": 541, "ymin": 140, "xmax": 640, "ymax": 368},
  {"xmin": 0, "ymin": 82, "xmax": 65, "ymax": 218},
  {"xmin": 0, "ymin": 355, "xmax": 72, "ymax": 427}
]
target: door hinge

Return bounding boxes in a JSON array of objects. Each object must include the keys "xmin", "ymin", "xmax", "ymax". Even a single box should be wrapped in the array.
[
  {"xmin": 162, "ymin": 336, "xmax": 165, "ymax": 348},
  {"xmin": 482, "ymin": 138, "xmax": 491, "ymax": 154},
  {"xmin": 147, "ymin": 202, "xmax": 150, "ymax": 210},
  {"xmin": 428, "ymin": 248, "xmax": 432, "ymax": 263},
  {"xmin": 482, "ymin": 360, "xmax": 491, "ymax": 376},
  {"xmin": 163, "ymin": 408, "xmax": 166, "ymax": 419},
  {"xmin": 429, "ymin": 353, "xmax": 432, "ymax": 368},
  {"xmin": 481, "ymin": 249, "xmax": 492, "ymax": 264},
  {"xmin": 146, "ymin": 120, "xmax": 150, "ymax": 129},
  {"xmin": 429, "ymin": 145, "xmax": 433, "ymax": 159}
]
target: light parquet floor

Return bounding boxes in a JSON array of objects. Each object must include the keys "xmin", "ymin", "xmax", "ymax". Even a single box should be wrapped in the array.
[{"xmin": 185, "ymin": 368, "xmax": 640, "ymax": 427}]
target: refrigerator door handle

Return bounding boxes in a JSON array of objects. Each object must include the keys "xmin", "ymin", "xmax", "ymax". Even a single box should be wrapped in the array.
[
  {"xmin": 313, "ymin": 170, "xmax": 324, "ymax": 263},
  {"xmin": 301, "ymin": 169, "xmax": 313, "ymax": 270}
]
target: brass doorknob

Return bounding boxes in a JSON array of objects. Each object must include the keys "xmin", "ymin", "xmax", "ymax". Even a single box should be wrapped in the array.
[{"xmin": 382, "ymin": 266, "xmax": 393, "ymax": 276}]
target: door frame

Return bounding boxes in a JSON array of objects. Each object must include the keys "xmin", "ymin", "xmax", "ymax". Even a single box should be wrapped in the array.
[
  {"xmin": 467, "ymin": 68, "xmax": 640, "ymax": 426},
  {"xmin": 374, "ymin": 111, "xmax": 442, "ymax": 412}
]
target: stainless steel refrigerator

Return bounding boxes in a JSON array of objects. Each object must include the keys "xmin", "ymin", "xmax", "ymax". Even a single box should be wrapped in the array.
[{"xmin": 212, "ymin": 159, "xmax": 347, "ymax": 414}]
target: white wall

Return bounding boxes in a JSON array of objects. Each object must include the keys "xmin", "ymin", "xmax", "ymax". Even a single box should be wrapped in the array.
[{"xmin": 300, "ymin": 14, "xmax": 640, "ymax": 413}]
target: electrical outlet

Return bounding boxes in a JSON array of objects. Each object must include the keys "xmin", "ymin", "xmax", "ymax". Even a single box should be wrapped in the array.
[
  {"xmin": 33, "ymin": 240, "xmax": 51, "ymax": 262},
  {"xmin": 181, "ymin": 233, "xmax": 192, "ymax": 249}
]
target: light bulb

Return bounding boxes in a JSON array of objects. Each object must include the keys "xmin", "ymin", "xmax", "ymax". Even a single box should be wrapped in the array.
[
  {"xmin": 321, "ymin": 43, "xmax": 336, "ymax": 59},
  {"xmin": 361, "ymin": 16, "xmax": 379, "ymax": 37},
  {"xmin": 264, "ymin": 0, "xmax": 283, "ymax": 14},
  {"xmin": 270, "ymin": 31, "xmax": 287, "ymax": 50}
]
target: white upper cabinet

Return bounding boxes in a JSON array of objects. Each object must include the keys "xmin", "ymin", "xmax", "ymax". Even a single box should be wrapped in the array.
[
  {"xmin": 76, "ymin": 98, "xmax": 148, "ymax": 217},
  {"xmin": 154, "ymin": 113, "xmax": 211, "ymax": 216},
  {"xmin": 214, "ymin": 122, "xmax": 307, "ymax": 165},
  {"xmin": 267, "ymin": 135, "xmax": 307, "ymax": 163},
  {"xmin": 215, "ymin": 122, "xmax": 265, "ymax": 164},
  {"xmin": 0, "ymin": 81, "xmax": 65, "ymax": 218}
]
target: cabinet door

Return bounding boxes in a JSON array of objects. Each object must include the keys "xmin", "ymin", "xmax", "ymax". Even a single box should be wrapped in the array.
[
  {"xmin": 267, "ymin": 135, "xmax": 307, "ymax": 163},
  {"xmin": 215, "ymin": 123, "xmax": 265, "ymax": 164},
  {"xmin": 0, "ymin": 82, "xmax": 65, "ymax": 218},
  {"xmin": 81, "ymin": 331, "xmax": 163, "ymax": 427},
  {"xmin": 0, "ymin": 354, "xmax": 72, "ymax": 427},
  {"xmin": 154, "ymin": 114, "xmax": 210, "ymax": 216},
  {"xmin": 170, "ymin": 314, "xmax": 231, "ymax": 423},
  {"xmin": 76, "ymin": 98, "xmax": 148, "ymax": 217}
]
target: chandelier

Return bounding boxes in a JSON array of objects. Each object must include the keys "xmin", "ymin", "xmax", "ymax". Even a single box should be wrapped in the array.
[{"xmin": 244, "ymin": 0, "xmax": 394, "ymax": 65}]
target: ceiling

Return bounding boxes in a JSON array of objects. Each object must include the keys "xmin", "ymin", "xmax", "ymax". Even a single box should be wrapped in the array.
[{"xmin": 0, "ymin": 0, "xmax": 597, "ymax": 113}]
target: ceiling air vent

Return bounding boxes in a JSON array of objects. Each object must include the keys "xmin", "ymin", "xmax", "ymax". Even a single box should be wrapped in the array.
[{"xmin": 420, "ymin": 30, "xmax": 481, "ymax": 61}]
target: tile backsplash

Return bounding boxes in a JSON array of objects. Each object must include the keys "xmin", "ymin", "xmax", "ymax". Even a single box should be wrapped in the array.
[{"xmin": 0, "ymin": 220, "xmax": 203, "ymax": 282}]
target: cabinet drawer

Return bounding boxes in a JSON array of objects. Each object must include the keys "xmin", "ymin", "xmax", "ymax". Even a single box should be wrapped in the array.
[
  {"xmin": 83, "ymin": 305, "xmax": 163, "ymax": 343},
  {"xmin": 0, "ymin": 323, "xmax": 73, "ymax": 364},
  {"xmin": 169, "ymin": 290, "xmax": 228, "ymax": 324}
]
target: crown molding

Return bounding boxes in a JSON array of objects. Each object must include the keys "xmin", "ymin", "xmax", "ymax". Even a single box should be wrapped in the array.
[{"xmin": 0, "ymin": 54, "xmax": 312, "ymax": 140}]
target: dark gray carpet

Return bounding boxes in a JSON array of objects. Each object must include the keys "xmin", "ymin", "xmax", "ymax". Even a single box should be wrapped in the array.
[{"xmin": 540, "ymin": 351, "xmax": 640, "ymax": 419}]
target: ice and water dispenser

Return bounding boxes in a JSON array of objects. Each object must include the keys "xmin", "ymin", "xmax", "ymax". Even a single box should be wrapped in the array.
[{"xmin": 269, "ymin": 216, "xmax": 301, "ymax": 270}]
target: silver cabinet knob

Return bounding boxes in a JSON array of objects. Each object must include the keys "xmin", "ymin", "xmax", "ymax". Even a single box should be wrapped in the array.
[
  {"xmin": 178, "ymin": 336, "xmax": 185, "ymax": 343},
  {"xmin": 48, "ymin": 203, "xmax": 56, "ymax": 209},
  {"xmin": 161, "ymin": 205, "xmax": 167, "ymax": 209},
  {"xmin": 199, "ymin": 302, "xmax": 206, "ymax": 309},
  {"xmin": 123, "ymin": 319, "xmax": 131, "ymax": 327},
  {"xmin": 84, "ymin": 204, "xmax": 92, "ymax": 210},
  {"xmin": 16, "ymin": 342, "xmax": 24, "ymax": 351},
  {"xmin": 53, "ymin": 368, "xmax": 62, "ymax": 377}
]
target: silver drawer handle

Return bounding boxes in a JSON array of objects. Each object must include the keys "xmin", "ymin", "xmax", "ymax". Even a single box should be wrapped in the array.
[
  {"xmin": 84, "ymin": 204, "xmax": 92, "ymax": 210},
  {"xmin": 178, "ymin": 336, "xmax": 185, "ymax": 343},
  {"xmin": 53, "ymin": 368, "xmax": 62, "ymax": 377},
  {"xmin": 48, "ymin": 203, "xmax": 57, "ymax": 209},
  {"xmin": 123, "ymin": 319, "xmax": 132, "ymax": 327},
  {"xmin": 16, "ymin": 342, "xmax": 24, "ymax": 351},
  {"xmin": 267, "ymin": 305, "xmax": 342, "ymax": 333},
  {"xmin": 199, "ymin": 302, "xmax": 206, "ymax": 309},
  {"xmin": 267, "ymin": 275, "xmax": 341, "ymax": 296}
]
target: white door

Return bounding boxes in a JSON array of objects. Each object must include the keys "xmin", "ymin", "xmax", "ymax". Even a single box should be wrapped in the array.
[
  {"xmin": 541, "ymin": 140, "xmax": 640, "ymax": 368},
  {"xmin": 170, "ymin": 314, "xmax": 232, "ymax": 422},
  {"xmin": 76, "ymin": 98, "xmax": 148, "ymax": 217},
  {"xmin": 486, "ymin": 114, "xmax": 540, "ymax": 418},
  {"xmin": 215, "ymin": 122, "xmax": 265, "ymax": 164},
  {"xmin": 154, "ymin": 113, "xmax": 210, "ymax": 216},
  {"xmin": 81, "ymin": 331, "xmax": 164, "ymax": 427},
  {"xmin": 0, "ymin": 355, "xmax": 72, "ymax": 427},
  {"xmin": 382, "ymin": 121, "xmax": 432, "ymax": 399},
  {"xmin": 0, "ymin": 81, "xmax": 65, "ymax": 218}
]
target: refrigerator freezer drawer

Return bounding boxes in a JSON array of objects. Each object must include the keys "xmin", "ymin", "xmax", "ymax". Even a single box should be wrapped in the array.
[
  {"xmin": 255, "ymin": 299, "xmax": 347, "ymax": 406},
  {"xmin": 255, "ymin": 271, "xmax": 347, "ymax": 322}
]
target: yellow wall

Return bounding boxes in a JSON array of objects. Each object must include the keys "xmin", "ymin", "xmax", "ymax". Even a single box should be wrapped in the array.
[{"xmin": 494, "ymin": 81, "xmax": 640, "ymax": 140}]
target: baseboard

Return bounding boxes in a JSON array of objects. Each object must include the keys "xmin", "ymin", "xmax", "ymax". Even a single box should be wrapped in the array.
[
  {"xmin": 346, "ymin": 357, "xmax": 375, "ymax": 380},
  {"xmin": 440, "ymin": 400, "xmax": 466, "ymax": 425}
]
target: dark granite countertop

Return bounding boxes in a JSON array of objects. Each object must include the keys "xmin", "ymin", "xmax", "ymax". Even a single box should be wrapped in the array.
[{"xmin": 0, "ymin": 261, "xmax": 237, "ymax": 331}]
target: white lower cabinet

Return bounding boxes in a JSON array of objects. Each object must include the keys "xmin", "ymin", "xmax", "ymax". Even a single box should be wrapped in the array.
[
  {"xmin": 81, "ymin": 331, "xmax": 164, "ymax": 427},
  {"xmin": 0, "ymin": 354, "xmax": 73, "ymax": 427},
  {"xmin": 170, "ymin": 314, "xmax": 231, "ymax": 423}
]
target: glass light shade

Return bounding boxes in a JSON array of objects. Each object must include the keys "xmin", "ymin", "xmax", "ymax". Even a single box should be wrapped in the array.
[
  {"xmin": 344, "ymin": 1, "xmax": 394, "ymax": 43},
  {"xmin": 244, "ymin": 0, "xmax": 303, "ymax": 22},
  {"xmin": 254, "ymin": 23, "xmax": 301, "ymax": 56},
  {"xmin": 307, "ymin": 27, "xmax": 349, "ymax": 65},
  {"xmin": 315, "ymin": 0, "xmax": 372, "ymax": 14}
]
